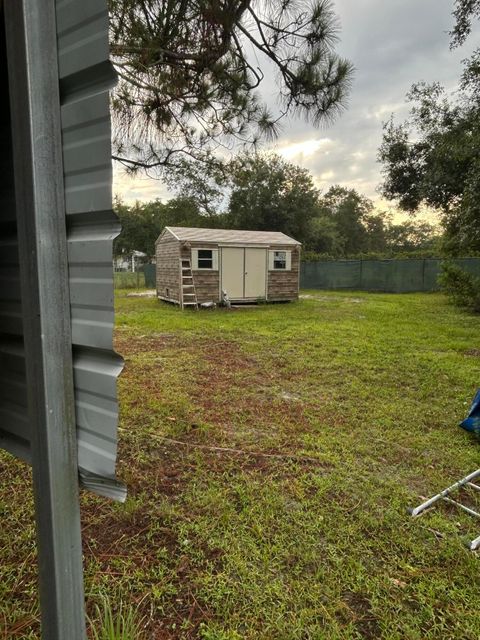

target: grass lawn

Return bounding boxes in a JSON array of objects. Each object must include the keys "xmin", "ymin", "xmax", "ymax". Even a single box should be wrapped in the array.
[{"xmin": 1, "ymin": 290, "xmax": 480, "ymax": 639}]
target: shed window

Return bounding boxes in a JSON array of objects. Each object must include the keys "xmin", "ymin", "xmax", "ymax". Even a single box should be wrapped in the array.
[
  {"xmin": 269, "ymin": 249, "xmax": 292, "ymax": 271},
  {"xmin": 198, "ymin": 249, "xmax": 213, "ymax": 269},
  {"xmin": 273, "ymin": 251, "xmax": 287, "ymax": 269},
  {"xmin": 192, "ymin": 248, "xmax": 218, "ymax": 270}
]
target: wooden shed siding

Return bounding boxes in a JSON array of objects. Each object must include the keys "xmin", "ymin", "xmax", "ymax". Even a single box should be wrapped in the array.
[
  {"xmin": 191, "ymin": 271, "xmax": 220, "ymax": 303},
  {"xmin": 267, "ymin": 246, "xmax": 300, "ymax": 300},
  {"xmin": 181, "ymin": 244, "xmax": 220, "ymax": 303},
  {"xmin": 156, "ymin": 233, "xmax": 181, "ymax": 301}
]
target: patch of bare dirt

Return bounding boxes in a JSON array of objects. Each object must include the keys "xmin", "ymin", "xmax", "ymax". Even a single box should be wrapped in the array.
[
  {"xmin": 116, "ymin": 333, "xmax": 324, "ymax": 478},
  {"xmin": 81, "ymin": 452, "xmax": 214, "ymax": 638},
  {"xmin": 464, "ymin": 348, "xmax": 480, "ymax": 357},
  {"xmin": 83, "ymin": 331, "xmax": 336, "ymax": 638},
  {"xmin": 126, "ymin": 290, "xmax": 157, "ymax": 298},
  {"xmin": 115, "ymin": 332, "xmax": 178, "ymax": 354},
  {"xmin": 341, "ymin": 591, "xmax": 381, "ymax": 639},
  {"xmin": 181, "ymin": 338, "xmax": 311, "ymax": 432}
]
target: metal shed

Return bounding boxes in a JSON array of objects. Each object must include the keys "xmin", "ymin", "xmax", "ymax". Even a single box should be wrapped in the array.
[{"xmin": 155, "ymin": 226, "xmax": 301, "ymax": 308}]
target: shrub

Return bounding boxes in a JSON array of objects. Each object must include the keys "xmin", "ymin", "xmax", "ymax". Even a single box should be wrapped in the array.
[{"xmin": 438, "ymin": 262, "xmax": 480, "ymax": 312}]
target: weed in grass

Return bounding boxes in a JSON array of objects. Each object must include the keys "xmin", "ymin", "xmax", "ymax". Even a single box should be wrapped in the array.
[{"xmin": 88, "ymin": 595, "xmax": 146, "ymax": 640}]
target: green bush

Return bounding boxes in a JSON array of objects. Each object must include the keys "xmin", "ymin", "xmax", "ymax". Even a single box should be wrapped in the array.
[{"xmin": 438, "ymin": 261, "xmax": 480, "ymax": 312}]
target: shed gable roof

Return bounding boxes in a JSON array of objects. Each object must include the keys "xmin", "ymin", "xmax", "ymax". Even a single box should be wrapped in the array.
[{"xmin": 163, "ymin": 226, "xmax": 300, "ymax": 245}]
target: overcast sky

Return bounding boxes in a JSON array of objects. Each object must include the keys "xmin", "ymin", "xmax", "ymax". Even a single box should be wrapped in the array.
[{"xmin": 114, "ymin": 0, "xmax": 479, "ymax": 221}]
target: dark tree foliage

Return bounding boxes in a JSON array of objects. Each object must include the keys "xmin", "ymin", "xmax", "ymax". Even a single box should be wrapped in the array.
[
  {"xmin": 385, "ymin": 220, "xmax": 438, "ymax": 253},
  {"xmin": 163, "ymin": 156, "xmax": 227, "ymax": 217},
  {"xmin": 450, "ymin": 0, "xmax": 480, "ymax": 47},
  {"xmin": 114, "ymin": 196, "xmax": 228, "ymax": 256},
  {"xmin": 160, "ymin": 156, "xmax": 439, "ymax": 256},
  {"xmin": 306, "ymin": 214, "xmax": 344, "ymax": 255},
  {"xmin": 316, "ymin": 185, "xmax": 374, "ymax": 254},
  {"xmin": 227, "ymin": 153, "xmax": 321, "ymax": 242},
  {"xmin": 378, "ymin": 71, "xmax": 480, "ymax": 254},
  {"xmin": 378, "ymin": 1, "xmax": 480, "ymax": 256},
  {"xmin": 379, "ymin": 81, "xmax": 475, "ymax": 212},
  {"xmin": 109, "ymin": 0, "xmax": 353, "ymax": 172},
  {"xmin": 114, "ymin": 175, "xmax": 438, "ymax": 259},
  {"xmin": 310, "ymin": 186, "xmax": 437, "ymax": 256}
]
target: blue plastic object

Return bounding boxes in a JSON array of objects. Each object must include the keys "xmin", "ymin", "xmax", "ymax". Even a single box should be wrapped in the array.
[{"xmin": 460, "ymin": 389, "xmax": 480, "ymax": 434}]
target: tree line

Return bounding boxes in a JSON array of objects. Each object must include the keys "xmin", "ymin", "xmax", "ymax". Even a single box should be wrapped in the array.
[{"xmin": 114, "ymin": 152, "xmax": 440, "ymax": 261}]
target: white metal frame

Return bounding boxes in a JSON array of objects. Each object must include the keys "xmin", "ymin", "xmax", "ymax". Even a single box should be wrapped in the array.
[
  {"xmin": 410, "ymin": 468, "xmax": 480, "ymax": 550},
  {"xmin": 191, "ymin": 247, "xmax": 219, "ymax": 271},
  {"xmin": 269, "ymin": 249, "xmax": 292, "ymax": 271}
]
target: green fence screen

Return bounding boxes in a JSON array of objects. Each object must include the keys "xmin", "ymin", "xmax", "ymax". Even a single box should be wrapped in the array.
[
  {"xmin": 143, "ymin": 263, "xmax": 156, "ymax": 288},
  {"xmin": 301, "ymin": 258, "xmax": 480, "ymax": 293}
]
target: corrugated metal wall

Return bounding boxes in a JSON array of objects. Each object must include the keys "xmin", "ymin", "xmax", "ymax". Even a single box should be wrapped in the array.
[
  {"xmin": 57, "ymin": 0, "xmax": 125, "ymax": 499},
  {"xmin": 0, "ymin": 1, "xmax": 125, "ymax": 500}
]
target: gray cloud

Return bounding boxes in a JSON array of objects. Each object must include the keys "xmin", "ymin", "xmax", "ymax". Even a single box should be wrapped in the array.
[
  {"xmin": 268, "ymin": 0, "xmax": 478, "ymax": 204},
  {"xmin": 114, "ymin": 0, "xmax": 479, "ymax": 210}
]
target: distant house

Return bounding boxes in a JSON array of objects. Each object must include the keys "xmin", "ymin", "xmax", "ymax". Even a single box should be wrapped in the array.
[
  {"xmin": 114, "ymin": 250, "xmax": 147, "ymax": 272},
  {"xmin": 155, "ymin": 226, "xmax": 301, "ymax": 308}
]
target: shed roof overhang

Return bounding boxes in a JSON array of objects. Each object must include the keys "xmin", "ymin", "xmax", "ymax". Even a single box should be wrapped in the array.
[{"xmin": 161, "ymin": 225, "xmax": 301, "ymax": 246}]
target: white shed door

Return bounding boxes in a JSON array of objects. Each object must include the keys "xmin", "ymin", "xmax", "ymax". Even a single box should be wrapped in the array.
[
  {"xmin": 245, "ymin": 248, "xmax": 267, "ymax": 298},
  {"xmin": 221, "ymin": 248, "xmax": 244, "ymax": 298},
  {"xmin": 221, "ymin": 247, "xmax": 267, "ymax": 299}
]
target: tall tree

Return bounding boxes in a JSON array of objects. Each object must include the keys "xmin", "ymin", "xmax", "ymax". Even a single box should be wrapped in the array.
[
  {"xmin": 317, "ymin": 186, "xmax": 374, "ymax": 254},
  {"xmin": 227, "ymin": 153, "xmax": 321, "ymax": 242},
  {"xmin": 378, "ymin": 70, "xmax": 480, "ymax": 254},
  {"xmin": 378, "ymin": 0, "xmax": 480, "ymax": 254},
  {"xmin": 163, "ymin": 156, "xmax": 227, "ymax": 217},
  {"xmin": 305, "ymin": 214, "xmax": 345, "ymax": 254},
  {"xmin": 109, "ymin": 1, "xmax": 353, "ymax": 172}
]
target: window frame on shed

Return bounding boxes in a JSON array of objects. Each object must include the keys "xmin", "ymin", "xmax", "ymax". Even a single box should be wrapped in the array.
[
  {"xmin": 269, "ymin": 249, "xmax": 292, "ymax": 271},
  {"xmin": 192, "ymin": 247, "xmax": 219, "ymax": 270}
]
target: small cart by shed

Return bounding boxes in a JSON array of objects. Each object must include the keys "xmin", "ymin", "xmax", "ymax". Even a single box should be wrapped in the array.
[{"xmin": 155, "ymin": 226, "xmax": 301, "ymax": 308}]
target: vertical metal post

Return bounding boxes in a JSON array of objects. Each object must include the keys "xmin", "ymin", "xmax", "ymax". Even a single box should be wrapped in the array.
[{"xmin": 4, "ymin": 1, "xmax": 87, "ymax": 638}]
